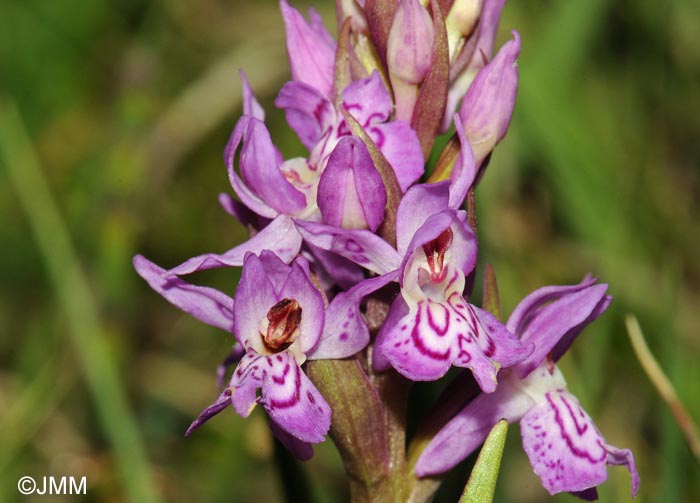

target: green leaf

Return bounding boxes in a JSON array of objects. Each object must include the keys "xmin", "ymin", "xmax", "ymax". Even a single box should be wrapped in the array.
[{"xmin": 460, "ymin": 419, "xmax": 508, "ymax": 503}]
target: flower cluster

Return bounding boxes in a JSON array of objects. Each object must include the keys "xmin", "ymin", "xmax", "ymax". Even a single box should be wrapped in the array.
[{"xmin": 134, "ymin": 0, "xmax": 638, "ymax": 498}]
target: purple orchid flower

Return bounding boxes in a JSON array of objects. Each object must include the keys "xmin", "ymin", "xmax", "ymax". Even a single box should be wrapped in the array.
[
  {"xmin": 295, "ymin": 149, "xmax": 530, "ymax": 390},
  {"xmin": 416, "ymin": 277, "xmax": 640, "ymax": 499},
  {"xmin": 185, "ymin": 251, "xmax": 363, "ymax": 450}
]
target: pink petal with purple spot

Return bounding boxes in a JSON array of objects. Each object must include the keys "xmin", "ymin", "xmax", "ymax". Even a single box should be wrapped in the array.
[{"xmin": 521, "ymin": 390, "xmax": 619, "ymax": 496}]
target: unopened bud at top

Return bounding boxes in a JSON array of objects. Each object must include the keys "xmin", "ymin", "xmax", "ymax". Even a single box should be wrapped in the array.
[
  {"xmin": 387, "ymin": 0, "xmax": 434, "ymax": 121},
  {"xmin": 317, "ymin": 136, "xmax": 387, "ymax": 231},
  {"xmin": 458, "ymin": 31, "xmax": 520, "ymax": 165}
]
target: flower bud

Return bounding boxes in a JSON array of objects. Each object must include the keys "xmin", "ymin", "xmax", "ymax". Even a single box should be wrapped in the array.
[
  {"xmin": 445, "ymin": 0, "xmax": 482, "ymax": 60},
  {"xmin": 387, "ymin": 0, "xmax": 434, "ymax": 121},
  {"xmin": 458, "ymin": 31, "xmax": 520, "ymax": 165},
  {"xmin": 317, "ymin": 136, "xmax": 387, "ymax": 231}
]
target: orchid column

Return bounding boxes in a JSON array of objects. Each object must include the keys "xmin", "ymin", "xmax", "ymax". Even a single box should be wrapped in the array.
[{"xmin": 134, "ymin": 1, "xmax": 638, "ymax": 502}]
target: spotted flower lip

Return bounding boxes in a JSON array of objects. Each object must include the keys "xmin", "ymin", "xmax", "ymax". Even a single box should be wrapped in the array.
[{"xmin": 416, "ymin": 278, "xmax": 640, "ymax": 499}]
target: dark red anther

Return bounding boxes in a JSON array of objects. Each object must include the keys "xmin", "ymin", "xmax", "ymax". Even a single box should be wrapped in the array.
[
  {"xmin": 264, "ymin": 298, "xmax": 302, "ymax": 351},
  {"xmin": 422, "ymin": 228, "xmax": 453, "ymax": 282}
]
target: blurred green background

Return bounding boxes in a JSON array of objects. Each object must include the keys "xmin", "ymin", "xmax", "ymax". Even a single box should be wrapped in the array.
[{"xmin": 0, "ymin": 0, "xmax": 698, "ymax": 501}]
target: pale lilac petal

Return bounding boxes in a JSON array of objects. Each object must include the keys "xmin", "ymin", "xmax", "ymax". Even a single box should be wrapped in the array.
[
  {"xmin": 185, "ymin": 388, "xmax": 233, "ymax": 436},
  {"xmin": 295, "ymin": 220, "xmax": 401, "ymax": 275},
  {"xmin": 275, "ymin": 81, "xmax": 335, "ymax": 150},
  {"xmin": 550, "ymin": 294, "xmax": 612, "ymax": 365},
  {"xmin": 269, "ymin": 420, "xmax": 314, "ymax": 461},
  {"xmin": 396, "ymin": 182, "xmax": 451, "ymax": 257},
  {"xmin": 239, "ymin": 119, "xmax": 307, "ymax": 214},
  {"xmin": 370, "ymin": 121, "xmax": 424, "ymax": 192},
  {"xmin": 280, "ymin": 0, "xmax": 336, "ymax": 97},
  {"xmin": 260, "ymin": 351, "xmax": 331, "ymax": 442},
  {"xmin": 448, "ymin": 114, "xmax": 477, "ymax": 208},
  {"xmin": 258, "ymin": 249, "xmax": 297, "ymax": 294},
  {"xmin": 504, "ymin": 277, "xmax": 613, "ymax": 378},
  {"xmin": 240, "ymin": 70, "xmax": 265, "ymax": 121},
  {"xmin": 458, "ymin": 31, "xmax": 520, "ymax": 165},
  {"xmin": 309, "ymin": 270, "xmax": 400, "ymax": 360},
  {"xmin": 279, "ymin": 261, "xmax": 325, "ymax": 353},
  {"xmin": 506, "ymin": 276, "xmax": 598, "ymax": 335},
  {"xmin": 318, "ymin": 136, "xmax": 386, "ymax": 231},
  {"xmin": 341, "ymin": 71, "xmax": 392, "ymax": 126},
  {"xmin": 166, "ymin": 215, "xmax": 302, "ymax": 275},
  {"xmin": 518, "ymin": 284, "xmax": 609, "ymax": 365},
  {"xmin": 229, "ymin": 169, "xmax": 279, "ymax": 218},
  {"xmin": 229, "ymin": 351, "xmax": 266, "ymax": 417},
  {"xmin": 133, "ymin": 255, "xmax": 234, "ymax": 333},
  {"xmin": 416, "ymin": 383, "xmax": 536, "ymax": 476},
  {"xmin": 520, "ymin": 390, "xmax": 612, "ymax": 496},
  {"xmin": 233, "ymin": 254, "xmax": 279, "ymax": 348},
  {"xmin": 224, "ymin": 117, "xmax": 279, "ymax": 218}
]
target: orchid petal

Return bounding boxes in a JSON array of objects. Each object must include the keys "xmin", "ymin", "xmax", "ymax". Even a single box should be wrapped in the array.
[
  {"xmin": 341, "ymin": 71, "xmax": 392, "ymax": 126},
  {"xmin": 224, "ymin": 117, "xmax": 279, "ymax": 218},
  {"xmin": 514, "ymin": 283, "xmax": 610, "ymax": 378},
  {"xmin": 458, "ymin": 31, "xmax": 520, "ymax": 165},
  {"xmin": 416, "ymin": 381, "xmax": 535, "ymax": 476},
  {"xmin": 295, "ymin": 220, "xmax": 401, "ymax": 275},
  {"xmin": 318, "ymin": 136, "xmax": 387, "ymax": 231},
  {"xmin": 370, "ymin": 121, "xmax": 425, "ymax": 192},
  {"xmin": 309, "ymin": 270, "xmax": 400, "ymax": 360},
  {"xmin": 185, "ymin": 388, "xmax": 233, "ymax": 436},
  {"xmin": 275, "ymin": 81, "xmax": 335, "ymax": 150},
  {"xmin": 373, "ymin": 294, "xmax": 410, "ymax": 372},
  {"xmin": 166, "ymin": 215, "xmax": 302, "ymax": 276},
  {"xmin": 259, "ymin": 351, "xmax": 331, "ymax": 442},
  {"xmin": 520, "ymin": 390, "xmax": 638, "ymax": 496},
  {"xmin": 448, "ymin": 114, "xmax": 477, "ymax": 208},
  {"xmin": 133, "ymin": 255, "xmax": 234, "ymax": 333},
  {"xmin": 239, "ymin": 119, "xmax": 307, "ymax": 214},
  {"xmin": 269, "ymin": 420, "xmax": 314, "ymax": 461},
  {"xmin": 280, "ymin": 0, "xmax": 336, "ymax": 97},
  {"xmin": 396, "ymin": 181, "xmax": 451, "ymax": 257},
  {"xmin": 506, "ymin": 276, "xmax": 598, "ymax": 335},
  {"xmin": 240, "ymin": 70, "xmax": 265, "ymax": 121}
]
